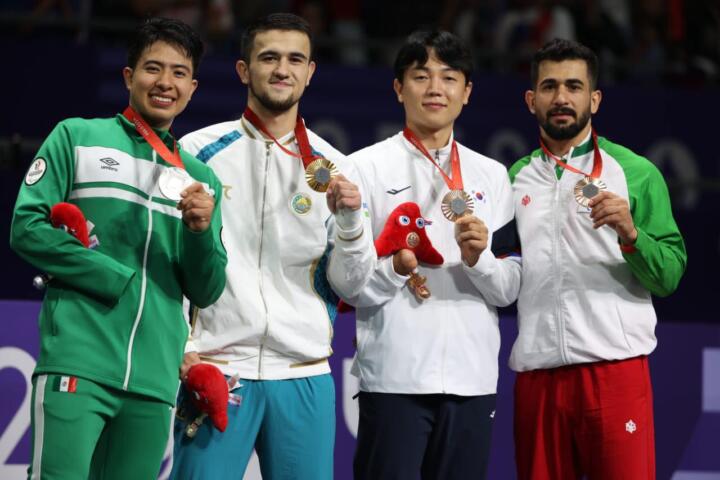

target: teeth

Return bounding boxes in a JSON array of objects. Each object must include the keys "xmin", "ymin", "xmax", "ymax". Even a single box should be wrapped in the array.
[{"xmin": 151, "ymin": 96, "xmax": 173, "ymax": 104}]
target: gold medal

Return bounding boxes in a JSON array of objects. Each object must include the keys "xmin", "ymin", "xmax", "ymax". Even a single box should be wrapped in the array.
[
  {"xmin": 441, "ymin": 190, "xmax": 473, "ymax": 221},
  {"xmin": 305, "ymin": 157, "xmax": 338, "ymax": 192},
  {"xmin": 574, "ymin": 177, "xmax": 607, "ymax": 207}
]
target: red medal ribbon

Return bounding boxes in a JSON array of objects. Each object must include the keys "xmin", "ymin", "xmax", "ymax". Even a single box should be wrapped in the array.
[
  {"xmin": 539, "ymin": 129, "xmax": 603, "ymax": 178},
  {"xmin": 403, "ymin": 127, "xmax": 464, "ymax": 191},
  {"xmin": 123, "ymin": 106, "xmax": 184, "ymax": 169},
  {"xmin": 243, "ymin": 107, "xmax": 320, "ymax": 168}
]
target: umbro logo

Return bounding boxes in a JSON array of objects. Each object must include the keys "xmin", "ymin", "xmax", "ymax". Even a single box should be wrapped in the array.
[
  {"xmin": 387, "ymin": 185, "xmax": 411, "ymax": 195},
  {"xmin": 99, "ymin": 157, "xmax": 119, "ymax": 171}
]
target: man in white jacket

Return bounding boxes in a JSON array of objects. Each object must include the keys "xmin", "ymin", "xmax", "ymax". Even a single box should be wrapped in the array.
[
  {"xmin": 344, "ymin": 30, "xmax": 521, "ymax": 480},
  {"xmin": 169, "ymin": 13, "xmax": 374, "ymax": 480}
]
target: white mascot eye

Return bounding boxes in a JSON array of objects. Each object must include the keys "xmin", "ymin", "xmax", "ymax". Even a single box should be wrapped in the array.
[
  {"xmin": 398, "ymin": 215, "xmax": 410, "ymax": 226},
  {"xmin": 415, "ymin": 218, "xmax": 425, "ymax": 229}
]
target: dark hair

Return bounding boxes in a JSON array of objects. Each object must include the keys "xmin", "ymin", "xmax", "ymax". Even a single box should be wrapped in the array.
[
  {"xmin": 240, "ymin": 13, "xmax": 313, "ymax": 63},
  {"xmin": 394, "ymin": 30, "xmax": 473, "ymax": 84},
  {"xmin": 127, "ymin": 17, "xmax": 205, "ymax": 76},
  {"xmin": 531, "ymin": 38, "xmax": 599, "ymax": 90}
]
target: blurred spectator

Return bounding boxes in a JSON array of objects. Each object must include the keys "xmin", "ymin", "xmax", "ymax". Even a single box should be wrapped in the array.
[{"xmin": 494, "ymin": 0, "xmax": 576, "ymax": 72}]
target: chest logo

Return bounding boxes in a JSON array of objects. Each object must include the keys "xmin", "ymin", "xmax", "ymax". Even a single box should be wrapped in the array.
[
  {"xmin": 99, "ymin": 157, "xmax": 119, "ymax": 172},
  {"xmin": 290, "ymin": 192, "xmax": 312, "ymax": 215},
  {"xmin": 387, "ymin": 185, "xmax": 411, "ymax": 195},
  {"xmin": 521, "ymin": 194, "xmax": 531, "ymax": 206}
]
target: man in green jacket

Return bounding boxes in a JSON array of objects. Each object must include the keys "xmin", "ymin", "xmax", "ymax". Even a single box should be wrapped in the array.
[
  {"xmin": 509, "ymin": 39, "xmax": 686, "ymax": 480},
  {"xmin": 9, "ymin": 17, "xmax": 227, "ymax": 479}
]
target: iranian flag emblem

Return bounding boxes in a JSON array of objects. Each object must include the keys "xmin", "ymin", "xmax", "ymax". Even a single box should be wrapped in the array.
[{"xmin": 54, "ymin": 375, "xmax": 78, "ymax": 393}]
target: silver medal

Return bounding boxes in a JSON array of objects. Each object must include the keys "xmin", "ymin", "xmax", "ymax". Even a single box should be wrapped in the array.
[{"xmin": 159, "ymin": 167, "xmax": 194, "ymax": 201}]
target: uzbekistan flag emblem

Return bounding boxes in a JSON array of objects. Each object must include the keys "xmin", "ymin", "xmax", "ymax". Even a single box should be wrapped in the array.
[{"xmin": 54, "ymin": 375, "xmax": 78, "ymax": 393}]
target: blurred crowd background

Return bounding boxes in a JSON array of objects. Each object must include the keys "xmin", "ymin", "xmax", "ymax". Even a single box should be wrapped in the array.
[{"xmin": 2, "ymin": 0, "xmax": 720, "ymax": 87}]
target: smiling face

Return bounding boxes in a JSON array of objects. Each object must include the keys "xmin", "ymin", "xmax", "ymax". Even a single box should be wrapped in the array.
[
  {"xmin": 394, "ymin": 49, "xmax": 472, "ymax": 136},
  {"xmin": 123, "ymin": 40, "xmax": 198, "ymax": 130},
  {"xmin": 236, "ymin": 29, "xmax": 316, "ymax": 114},
  {"xmin": 525, "ymin": 59, "xmax": 601, "ymax": 142}
]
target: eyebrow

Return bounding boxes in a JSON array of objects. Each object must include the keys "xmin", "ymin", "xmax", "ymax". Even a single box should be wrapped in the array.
[
  {"xmin": 143, "ymin": 59, "xmax": 191, "ymax": 71},
  {"xmin": 539, "ymin": 78, "xmax": 585, "ymax": 87},
  {"xmin": 257, "ymin": 49, "xmax": 308, "ymax": 61},
  {"xmin": 411, "ymin": 65, "xmax": 460, "ymax": 74}
]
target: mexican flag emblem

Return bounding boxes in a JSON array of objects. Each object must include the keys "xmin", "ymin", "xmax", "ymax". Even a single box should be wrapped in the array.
[{"xmin": 54, "ymin": 375, "xmax": 77, "ymax": 393}]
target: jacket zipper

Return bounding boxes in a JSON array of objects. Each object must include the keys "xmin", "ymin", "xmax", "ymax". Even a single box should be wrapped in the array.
[
  {"xmin": 552, "ymin": 176, "xmax": 569, "ymax": 365},
  {"xmin": 257, "ymin": 142, "xmax": 272, "ymax": 379},
  {"xmin": 123, "ymin": 149, "xmax": 155, "ymax": 389},
  {"xmin": 435, "ymin": 148, "xmax": 447, "ymax": 393}
]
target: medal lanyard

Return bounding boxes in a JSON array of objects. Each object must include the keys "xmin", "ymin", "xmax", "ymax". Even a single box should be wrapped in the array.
[
  {"xmin": 539, "ymin": 128, "xmax": 603, "ymax": 178},
  {"xmin": 123, "ymin": 106, "xmax": 184, "ymax": 169},
  {"xmin": 243, "ymin": 107, "xmax": 319, "ymax": 168},
  {"xmin": 403, "ymin": 127, "xmax": 464, "ymax": 191}
]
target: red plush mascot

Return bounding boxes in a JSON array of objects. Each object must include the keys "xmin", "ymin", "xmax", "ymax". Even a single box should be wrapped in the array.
[
  {"xmin": 341, "ymin": 202, "xmax": 443, "ymax": 309},
  {"xmin": 183, "ymin": 363, "xmax": 237, "ymax": 437}
]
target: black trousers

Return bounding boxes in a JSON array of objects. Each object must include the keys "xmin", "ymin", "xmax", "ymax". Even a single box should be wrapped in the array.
[{"xmin": 353, "ymin": 391, "xmax": 496, "ymax": 480}]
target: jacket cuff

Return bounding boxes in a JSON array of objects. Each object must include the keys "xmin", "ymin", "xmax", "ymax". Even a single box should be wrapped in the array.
[
  {"xmin": 335, "ymin": 207, "xmax": 364, "ymax": 241},
  {"xmin": 462, "ymin": 248, "xmax": 496, "ymax": 278},
  {"xmin": 379, "ymin": 255, "xmax": 410, "ymax": 288}
]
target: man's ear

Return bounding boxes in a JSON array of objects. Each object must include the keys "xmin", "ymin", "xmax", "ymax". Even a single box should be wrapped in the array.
[
  {"xmin": 524, "ymin": 90, "xmax": 536, "ymax": 114},
  {"xmin": 122, "ymin": 67, "xmax": 134, "ymax": 90},
  {"xmin": 236, "ymin": 60, "xmax": 249, "ymax": 85},
  {"xmin": 306, "ymin": 61, "xmax": 316, "ymax": 86},
  {"xmin": 590, "ymin": 89, "xmax": 602, "ymax": 114},
  {"xmin": 393, "ymin": 78, "xmax": 404, "ymax": 103}
]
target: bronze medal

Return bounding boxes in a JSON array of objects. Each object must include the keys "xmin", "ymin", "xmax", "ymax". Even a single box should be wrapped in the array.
[
  {"xmin": 406, "ymin": 231, "xmax": 420, "ymax": 248},
  {"xmin": 441, "ymin": 189, "xmax": 473, "ymax": 222},
  {"xmin": 574, "ymin": 177, "xmax": 607, "ymax": 207},
  {"xmin": 305, "ymin": 157, "xmax": 338, "ymax": 192}
]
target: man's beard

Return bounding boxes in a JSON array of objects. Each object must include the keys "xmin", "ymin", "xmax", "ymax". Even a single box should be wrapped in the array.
[
  {"xmin": 540, "ymin": 107, "xmax": 591, "ymax": 141},
  {"xmin": 249, "ymin": 81, "xmax": 300, "ymax": 113}
]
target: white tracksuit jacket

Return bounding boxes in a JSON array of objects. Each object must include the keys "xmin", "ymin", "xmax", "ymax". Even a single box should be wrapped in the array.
[
  {"xmin": 180, "ymin": 116, "xmax": 375, "ymax": 380},
  {"xmin": 509, "ymin": 133, "xmax": 686, "ymax": 372},
  {"xmin": 344, "ymin": 132, "xmax": 521, "ymax": 395}
]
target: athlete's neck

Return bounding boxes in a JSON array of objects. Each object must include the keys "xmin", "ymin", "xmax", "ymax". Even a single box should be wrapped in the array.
[
  {"xmin": 541, "ymin": 122, "xmax": 592, "ymax": 157},
  {"xmin": 406, "ymin": 120, "xmax": 453, "ymax": 151},
  {"xmin": 246, "ymin": 97, "xmax": 299, "ymax": 139}
]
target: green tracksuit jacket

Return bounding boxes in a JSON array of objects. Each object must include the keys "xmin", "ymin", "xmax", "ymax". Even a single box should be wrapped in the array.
[{"xmin": 10, "ymin": 114, "xmax": 227, "ymax": 404}]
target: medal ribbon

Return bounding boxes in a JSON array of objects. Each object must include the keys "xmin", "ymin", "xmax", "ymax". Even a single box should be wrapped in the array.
[
  {"xmin": 539, "ymin": 129, "xmax": 603, "ymax": 178},
  {"xmin": 243, "ymin": 107, "xmax": 320, "ymax": 168},
  {"xmin": 123, "ymin": 106, "xmax": 184, "ymax": 169},
  {"xmin": 403, "ymin": 127, "xmax": 463, "ymax": 191}
]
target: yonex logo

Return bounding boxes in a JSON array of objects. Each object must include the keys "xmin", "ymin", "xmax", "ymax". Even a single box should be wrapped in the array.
[{"xmin": 99, "ymin": 157, "xmax": 119, "ymax": 171}]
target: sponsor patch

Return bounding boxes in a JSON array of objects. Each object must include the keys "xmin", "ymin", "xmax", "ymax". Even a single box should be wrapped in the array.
[
  {"xmin": 25, "ymin": 158, "xmax": 47, "ymax": 185},
  {"xmin": 290, "ymin": 192, "xmax": 312, "ymax": 215}
]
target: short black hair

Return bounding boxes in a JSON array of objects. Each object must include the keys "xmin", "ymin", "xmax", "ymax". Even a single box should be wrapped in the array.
[
  {"xmin": 127, "ymin": 17, "xmax": 204, "ymax": 76},
  {"xmin": 240, "ymin": 13, "xmax": 313, "ymax": 63},
  {"xmin": 531, "ymin": 38, "xmax": 599, "ymax": 90},
  {"xmin": 394, "ymin": 30, "xmax": 473, "ymax": 84}
]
